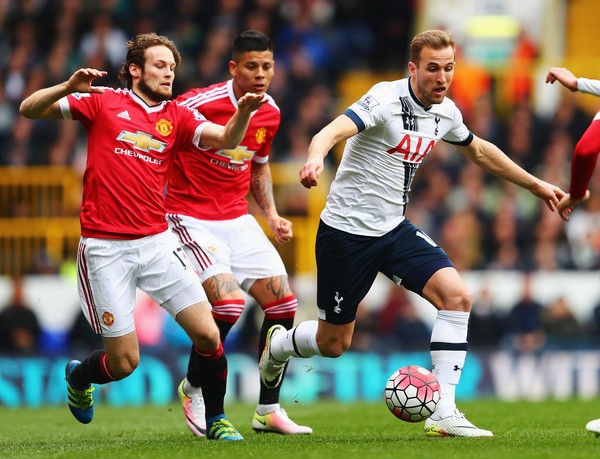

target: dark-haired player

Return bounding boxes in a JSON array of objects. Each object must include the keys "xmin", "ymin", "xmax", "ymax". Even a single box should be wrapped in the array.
[{"xmin": 166, "ymin": 30, "xmax": 311, "ymax": 435}]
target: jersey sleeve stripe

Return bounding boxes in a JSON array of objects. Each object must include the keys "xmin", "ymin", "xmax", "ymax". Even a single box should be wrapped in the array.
[
  {"xmin": 344, "ymin": 108, "xmax": 366, "ymax": 132},
  {"xmin": 181, "ymin": 86, "xmax": 229, "ymax": 108},
  {"xmin": 59, "ymin": 97, "xmax": 73, "ymax": 120},
  {"xmin": 443, "ymin": 131, "xmax": 473, "ymax": 146}
]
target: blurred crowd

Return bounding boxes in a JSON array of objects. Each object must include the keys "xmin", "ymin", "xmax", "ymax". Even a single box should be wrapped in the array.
[
  {"xmin": 4, "ymin": 272, "xmax": 600, "ymax": 356},
  {"xmin": 2, "ymin": 1, "xmax": 600, "ymax": 353},
  {"xmin": 0, "ymin": 0, "xmax": 414, "ymax": 167},
  {"xmin": 2, "ymin": 0, "xmax": 599, "ymax": 273},
  {"xmin": 352, "ymin": 278, "xmax": 600, "ymax": 354}
]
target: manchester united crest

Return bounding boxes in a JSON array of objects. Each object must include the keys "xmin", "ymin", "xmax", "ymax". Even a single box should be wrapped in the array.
[
  {"xmin": 102, "ymin": 312, "xmax": 115, "ymax": 326},
  {"xmin": 155, "ymin": 118, "xmax": 174, "ymax": 137},
  {"xmin": 255, "ymin": 127, "xmax": 267, "ymax": 144}
]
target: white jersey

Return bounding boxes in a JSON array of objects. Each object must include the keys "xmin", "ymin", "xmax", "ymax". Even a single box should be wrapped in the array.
[
  {"xmin": 321, "ymin": 78, "xmax": 473, "ymax": 236},
  {"xmin": 578, "ymin": 77, "xmax": 600, "ymax": 97}
]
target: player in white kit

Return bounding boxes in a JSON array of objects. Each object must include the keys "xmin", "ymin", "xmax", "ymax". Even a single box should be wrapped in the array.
[
  {"xmin": 259, "ymin": 30, "xmax": 567, "ymax": 437},
  {"xmin": 165, "ymin": 30, "xmax": 311, "ymax": 435},
  {"xmin": 19, "ymin": 33, "xmax": 265, "ymax": 440}
]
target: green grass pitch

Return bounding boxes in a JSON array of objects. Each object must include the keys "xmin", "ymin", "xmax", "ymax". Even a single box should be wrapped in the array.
[{"xmin": 2, "ymin": 399, "xmax": 600, "ymax": 458}]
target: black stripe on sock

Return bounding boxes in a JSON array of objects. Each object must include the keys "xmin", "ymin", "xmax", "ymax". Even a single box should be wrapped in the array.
[
  {"xmin": 430, "ymin": 341, "xmax": 468, "ymax": 351},
  {"xmin": 291, "ymin": 327, "xmax": 304, "ymax": 358}
]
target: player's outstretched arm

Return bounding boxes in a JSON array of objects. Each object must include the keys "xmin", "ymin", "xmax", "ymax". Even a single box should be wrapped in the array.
[
  {"xmin": 545, "ymin": 67, "xmax": 579, "ymax": 91},
  {"xmin": 300, "ymin": 114, "xmax": 358, "ymax": 189},
  {"xmin": 546, "ymin": 67, "xmax": 600, "ymax": 97},
  {"xmin": 20, "ymin": 68, "xmax": 107, "ymax": 119},
  {"xmin": 561, "ymin": 119, "xmax": 600, "ymax": 218},
  {"xmin": 457, "ymin": 135, "xmax": 567, "ymax": 220},
  {"xmin": 201, "ymin": 93, "xmax": 266, "ymax": 149}
]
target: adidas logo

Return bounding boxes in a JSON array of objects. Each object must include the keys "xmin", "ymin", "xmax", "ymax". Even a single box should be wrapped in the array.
[{"xmin": 117, "ymin": 110, "xmax": 131, "ymax": 120}]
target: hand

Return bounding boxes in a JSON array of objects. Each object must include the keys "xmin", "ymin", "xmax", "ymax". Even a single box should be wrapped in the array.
[
  {"xmin": 237, "ymin": 92, "xmax": 267, "ymax": 113},
  {"xmin": 67, "ymin": 68, "xmax": 107, "ymax": 94},
  {"xmin": 545, "ymin": 67, "xmax": 578, "ymax": 92},
  {"xmin": 268, "ymin": 216, "xmax": 293, "ymax": 244},
  {"xmin": 531, "ymin": 180, "xmax": 567, "ymax": 218},
  {"xmin": 558, "ymin": 190, "xmax": 590, "ymax": 221},
  {"xmin": 299, "ymin": 157, "xmax": 325, "ymax": 189}
]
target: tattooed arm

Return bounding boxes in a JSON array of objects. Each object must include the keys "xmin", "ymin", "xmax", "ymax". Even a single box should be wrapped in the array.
[{"xmin": 250, "ymin": 161, "xmax": 292, "ymax": 244}]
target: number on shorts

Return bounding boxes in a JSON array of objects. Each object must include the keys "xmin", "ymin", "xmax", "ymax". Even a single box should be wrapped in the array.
[
  {"xmin": 173, "ymin": 247, "xmax": 189, "ymax": 269},
  {"xmin": 416, "ymin": 230, "xmax": 437, "ymax": 247}
]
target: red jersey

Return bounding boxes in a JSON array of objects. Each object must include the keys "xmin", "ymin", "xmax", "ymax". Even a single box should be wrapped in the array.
[
  {"xmin": 60, "ymin": 88, "xmax": 209, "ymax": 239},
  {"xmin": 165, "ymin": 79, "xmax": 280, "ymax": 220},
  {"xmin": 569, "ymin": 117, "xmax": 600, "ymax": 199}
]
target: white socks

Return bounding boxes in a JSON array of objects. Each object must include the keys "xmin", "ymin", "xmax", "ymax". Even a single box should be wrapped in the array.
[
  {"xmin": 256, "ymin": 403, "xmax": 280, "ymax": 416},
  {"xmin": 430, "ymin": 310, "xmax": 469, "ymax": 419},
  {"xmin": 270, "ymin": 320, "xmax": 322, "ymax": 360}
]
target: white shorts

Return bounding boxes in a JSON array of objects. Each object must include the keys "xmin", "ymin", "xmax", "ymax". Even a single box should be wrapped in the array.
[
  {"xmin": 167, "ymin": 213, "xmax": 287, "ymax": 292},
  {"xmin": 77, "ymin": 230, "xmax": 207, "ymax": 337}
]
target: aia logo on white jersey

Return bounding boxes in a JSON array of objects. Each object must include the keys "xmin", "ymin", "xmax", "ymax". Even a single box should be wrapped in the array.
[
  {"xmin": 386, "ymin": 133, "xmax": 435, "ymax": 163},
  {"xmin": 117, "ymin": 110, "xmax": 131, "ymax": 120}
]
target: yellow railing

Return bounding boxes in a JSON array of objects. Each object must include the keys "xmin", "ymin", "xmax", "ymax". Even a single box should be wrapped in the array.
[
  {"xmin": 0, "ymin": 167, "xmax": 81, "ymax": 218},
  {"xmin": 0, "ymin": 164, "xmax": 328, "ymax": 276},
  {"xmin": 0, "ymin": 167, "xmax": 82, "ymax": 275},
  {"xmin": 0, "ymin": 217, "xmax": 81, "ymax": 274}
]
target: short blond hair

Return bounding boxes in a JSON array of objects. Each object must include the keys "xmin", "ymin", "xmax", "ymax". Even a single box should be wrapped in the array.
[{"xmin": 409, "ymin": 30, "xmax": 455, "ymax": 64}]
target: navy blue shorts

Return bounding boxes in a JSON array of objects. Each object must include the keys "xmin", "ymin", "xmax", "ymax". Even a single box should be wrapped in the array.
[{"xmin": 315, "ymin": 219, "xmax": 453, "ymax": 325}]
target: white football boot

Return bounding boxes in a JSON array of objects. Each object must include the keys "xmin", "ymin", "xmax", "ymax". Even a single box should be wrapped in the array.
[
  {"xmin": 586, "ymin": 418, "xmax": 600, "ymax": 436},
  {"xmin": 178, "ymin": 378, "xmax": 206, "ymax": 436},
  {"xmin": 424, "ymin": 408, "xmax": 493, "ymax": 437},
  {"xmin": 259, "ymin": 325, "xmax": 289, "ymax": 389},
  {"xmin": 252, "ymin": 405, "xmax": 313, "ymax": 434}
]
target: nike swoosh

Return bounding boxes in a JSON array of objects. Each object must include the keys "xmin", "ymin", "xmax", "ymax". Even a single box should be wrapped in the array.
[
  {"xmin": 255, "ymin": 417, "xmax": 267, "ymax": 426},
  {"xmin": 185, "ymin": 414, "xmax": 207, "ymax": 435}
]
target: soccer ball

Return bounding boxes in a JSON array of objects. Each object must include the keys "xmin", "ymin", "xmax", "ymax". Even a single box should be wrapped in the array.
[{"xmin": 384, "ymin": 365, "xmax": 441, "ymax": 423}]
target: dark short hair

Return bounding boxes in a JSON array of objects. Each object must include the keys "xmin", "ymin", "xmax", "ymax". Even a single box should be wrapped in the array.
[
  {"xmin": 118, "ymin": 33, "xmax": 181, "ymax": 88},
  {"xmin": 409, "ymin": 30, "xmax": 455, "ymax": 65},
  {"xmin": 231, "ymin": 30, "xmax": 272, "ymax": 62}
]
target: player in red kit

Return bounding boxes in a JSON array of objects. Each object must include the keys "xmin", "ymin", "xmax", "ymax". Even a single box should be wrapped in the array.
[
  {"xmin": 546, "ymin": 66, "xmax": 599, "ymax": 220},
  {"xmin": 165, "ymin": 30, "xmax": 312, "ymax": 435},
  {"xmin": 546, "ymin": 66, "xmax": 600, "ymax": 435},
  {"xmin": 19, "ymin": 33, "xmax": 265, "ymax": 440}
]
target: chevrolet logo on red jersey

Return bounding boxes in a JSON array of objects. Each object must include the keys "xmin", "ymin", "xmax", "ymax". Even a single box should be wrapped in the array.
[
  {"xmin": 117, "ymin": 130, "xmax": 167, "ymax": 153},
  {"xmin": 216, "ymin": 146, "xmax": 254, "ymax": 164}
]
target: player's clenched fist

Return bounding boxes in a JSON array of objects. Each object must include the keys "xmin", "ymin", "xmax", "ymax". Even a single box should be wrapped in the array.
[{"xmin": 299, "ymin": 158, "xmax": 324, "ymax": 189}]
